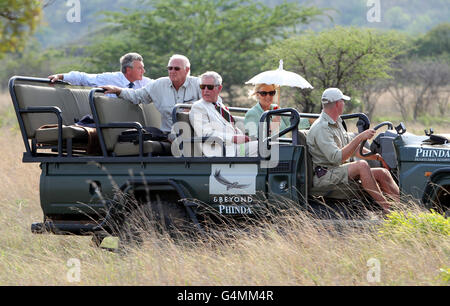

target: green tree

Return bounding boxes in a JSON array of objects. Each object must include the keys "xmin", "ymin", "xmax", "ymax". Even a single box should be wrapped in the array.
[
  {"xmin": 413, "ymin": 23, "xmax": 450, "ymax": 59},
  {"xmin": 264, "ymin": 27, "xmax": 408, "ymax": 113},
  {"xmin": 86, "ymin": 0, "xmax": 322, "ymax": 103},
  {"xmin": 0, "ymin": 0, "xmax": 41, "ymax": 56}
]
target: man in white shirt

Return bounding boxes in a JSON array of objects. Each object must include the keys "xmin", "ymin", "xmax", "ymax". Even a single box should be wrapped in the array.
[
  {"xmin": 48, "ymin": 52, "xmax": 151, "ymax": 89},
  {"xmin": 102, "ymin": 54, "xmax": 201, "ymax": 133},
  {"xmin": 189, "ymin": 71, "xmax": 258, "ymax": 157}
]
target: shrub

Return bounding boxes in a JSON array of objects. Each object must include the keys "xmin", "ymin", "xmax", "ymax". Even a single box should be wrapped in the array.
[
  {"xmin": 439, "ymin": 268, "xmax": 450, "ymax": 284},
  {"xmin": 380, "ymin": 210, "xmax": 449, "ymax": 240}
]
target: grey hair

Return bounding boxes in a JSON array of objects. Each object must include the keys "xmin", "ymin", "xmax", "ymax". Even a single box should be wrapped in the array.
[
  {"xmin": 168, "ymin": 54, "xmax": 190, "ymax": 68},
  {"xmin": 120, "ymin": 53, "xmax": 143, "ymax": 74},
  {"xmin": 200, "ymin": 71, "xmax": 222, "ymax": 86},
  {"xmin": 168, "ymin": 54, "xmax": 191, "ymax": 76}
]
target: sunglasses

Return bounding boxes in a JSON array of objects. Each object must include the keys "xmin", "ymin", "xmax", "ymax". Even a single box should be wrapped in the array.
[
  {"xmin": 167, "ymin": 66, "xmax": 182, "ymax": 71},
  {"xmin": 200, "ymin": 84, "xmax": 219, "ymax": 90},
  {"xmin": 258, "ymin": 90, "xmax": 276, "ymax": 97}
]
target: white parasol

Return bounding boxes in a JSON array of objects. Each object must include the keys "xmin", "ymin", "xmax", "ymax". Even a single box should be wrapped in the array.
[{"xmin": 245, "ymin": 59, "xmax": 313, "ymax": 105}]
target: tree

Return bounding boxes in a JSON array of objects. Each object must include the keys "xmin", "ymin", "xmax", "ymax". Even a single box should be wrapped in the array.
[
  {"xmin": 264, "ymin": 27, "xmax": 408, "ymax": 113},
  {"xmin": 0, "ymin": 0, "xmax": 42, "ymax": 56},
  {"xmin": 86, "ymin": 0, "xmax": 322, "ymax": 103},
  {"xmin": 388, "ymin": 24, "xmax": 450, "ymax": 121},
  {"xmin": 413, "ymin": 23, "xmax": 450, "ymax": 59},
  {"xmin": 359, "ymin": 79, "xmax": 390, "ymax": 120},
  {"xmin": 389, "ymin": 57, "xmax": 450, "ymax": 120}
]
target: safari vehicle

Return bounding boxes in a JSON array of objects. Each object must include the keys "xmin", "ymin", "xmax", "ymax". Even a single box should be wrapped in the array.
[{"xmin": 8, "ymin": 76, "xmax": 450, "ymax": 242}]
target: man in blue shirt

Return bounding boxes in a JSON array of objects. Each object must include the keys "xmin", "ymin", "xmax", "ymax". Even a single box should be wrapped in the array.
[{"xmin": 48, "ymin": 52, "xmax": 151, "ymax": 89}]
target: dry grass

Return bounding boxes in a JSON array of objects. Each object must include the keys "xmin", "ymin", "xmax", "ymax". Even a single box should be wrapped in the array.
[{"xmin": 0, "ymin": 92, "xmax": 448, "ymax": 286}]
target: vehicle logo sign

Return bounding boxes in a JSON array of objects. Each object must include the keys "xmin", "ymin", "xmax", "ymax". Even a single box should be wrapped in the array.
[{"xmin": 209, "ymin": 164, "xmax": 257, "ymax": 195}]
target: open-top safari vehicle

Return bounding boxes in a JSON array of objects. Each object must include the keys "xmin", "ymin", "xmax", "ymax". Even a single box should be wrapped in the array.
[{"xmin": 8, "ymin": 76, "xmax": 450, "ymax": 243}]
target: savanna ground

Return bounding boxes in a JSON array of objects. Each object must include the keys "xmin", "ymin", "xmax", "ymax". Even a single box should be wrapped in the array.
[{"xmin": 0, "ymin": 91, "xmax": 448, "ymax": 286}]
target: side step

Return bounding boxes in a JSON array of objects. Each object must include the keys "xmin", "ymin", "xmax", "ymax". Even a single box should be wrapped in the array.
[{"xmin": 31, "ymin": 222, "xmax": 100, "ymax": 235}]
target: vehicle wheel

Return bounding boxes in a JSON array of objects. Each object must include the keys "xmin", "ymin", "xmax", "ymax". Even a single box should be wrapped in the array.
[
  {"xmin": 118, "ymin": 199, "xmax": 192, "ymax": 246},
  {"xmin": 433, "ymin": 186, "xmax": 449, "ymax": 218}
]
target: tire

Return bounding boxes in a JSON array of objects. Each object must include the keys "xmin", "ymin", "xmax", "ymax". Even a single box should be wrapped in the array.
[{"xmin": 118, "ymin": 198, "xmax": 192, "ymax": 246}]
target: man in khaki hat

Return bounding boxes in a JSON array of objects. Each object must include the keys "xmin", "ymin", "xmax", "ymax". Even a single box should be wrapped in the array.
[{"xmin": 306, "ymin": 88, "xmax": 399, "ymax": 213}]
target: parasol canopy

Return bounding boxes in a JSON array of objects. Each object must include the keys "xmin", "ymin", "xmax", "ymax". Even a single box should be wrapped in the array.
[{"xmin": 245, "ymin": 60, "xmax": 313, "ymax": 89}]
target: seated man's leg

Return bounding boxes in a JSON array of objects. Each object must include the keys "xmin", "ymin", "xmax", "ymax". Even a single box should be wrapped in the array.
[
  {"xmin": 371, "ymin": 168, "xmax": 400, "ymax": 202},
  {"xmin": 347, "ymin": 160, "xmax": 390, "ymax": 211}
]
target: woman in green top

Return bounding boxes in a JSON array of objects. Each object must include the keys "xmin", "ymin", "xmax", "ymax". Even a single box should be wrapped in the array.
[{"xmin": 244, "ymin": 83, "xmax": 310, "ymax": 139}]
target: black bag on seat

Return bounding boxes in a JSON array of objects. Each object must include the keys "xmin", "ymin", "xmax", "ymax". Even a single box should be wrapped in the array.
[{"xmin": 74, "ymin": 114, "xmax": 96, "ymax": 128}]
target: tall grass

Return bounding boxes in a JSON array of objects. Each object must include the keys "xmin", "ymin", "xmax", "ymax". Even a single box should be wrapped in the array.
[{"xmin": 0, "ymin": 92, "xmax": 448, "ymax": 286}]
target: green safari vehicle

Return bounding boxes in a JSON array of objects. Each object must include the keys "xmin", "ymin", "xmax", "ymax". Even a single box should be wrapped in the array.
[{"xmin": 8, "ymin": 77, "xmax": 450, "ymax": 243}]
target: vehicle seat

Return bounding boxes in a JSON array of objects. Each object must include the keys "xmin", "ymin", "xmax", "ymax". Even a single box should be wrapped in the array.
[
  {"xmin": 174, "ymin": 111, "xmax": 203, "ymax": 157},
  {"xmin": 12, "ymin": 81, "xmax": 93, "ymax": 154},
  {"xmin": 92, "ymin": 95, "xmax": 170, "ymax": 156}
]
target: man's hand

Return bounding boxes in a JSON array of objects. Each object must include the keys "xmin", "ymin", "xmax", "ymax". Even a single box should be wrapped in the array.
[
  {"xmin": 357, "ymin": 128, "xmax": 376, "ymax": 142},
  {"xmin": 100, "ymin": 85, "xmax": 122, "ymax": 95},
  {"xmin": 48, "ymin": 74, "xmax": 63, "ymax": 83},
  {"xmin": 342, "ymin": 128, "xmax": 377, "ymax": 163},
  {"xmin": 232, "ymin": 135, "xmax": 250, "ymax": 144}
]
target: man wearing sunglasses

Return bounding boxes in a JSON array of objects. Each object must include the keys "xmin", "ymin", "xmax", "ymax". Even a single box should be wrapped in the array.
[
  {"xmin": 189, "ymin": 71, "xmax": 258, "ymax": 157},
  {"xmin": 102, "ymin": 54, "xmax": 201, "ymax": 134},
  {"xmin": 306, "ymin": 88, "xmax": 399, "ymax": 213}
]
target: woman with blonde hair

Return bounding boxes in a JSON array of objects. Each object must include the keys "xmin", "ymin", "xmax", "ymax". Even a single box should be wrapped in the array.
[{"xmin": 244, "ymin": 83, "xmax": 309, "ymax": 138}]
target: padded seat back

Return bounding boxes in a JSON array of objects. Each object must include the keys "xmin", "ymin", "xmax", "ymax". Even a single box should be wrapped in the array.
[
  {"xmin": 13, "ymin": 84, "xmax": 91, "ymax": 138},
  {"xmin": 93, "ymin": 96, "xmax": 146, "ymax": 151},
  {"xmin": 140, "ymin": 103, "xmax": 162, "ymax": 129},
  {"xmin": 175, "ymin": 112, "xmax": 194, "ymax": 136},
  {"xmin": 174, "ymin": 111, "xmax": 202, "ymax": 156},
  {"xmin": 69, "ymin": 88, "xmax": 92, "ymax": 119}
]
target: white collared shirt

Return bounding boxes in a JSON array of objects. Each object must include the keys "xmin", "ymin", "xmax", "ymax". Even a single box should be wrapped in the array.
[
  {"xmin": 63, "ymin": 71, "xmax": 152, "ymax": 89},
  {"xmin": 189, "ymin": 97, "xmax": 241, "ymax": 143},
  {"xmin": 188, "ymin": 97, "xmax": 261, "ymax": 157},
  {"xmin": 120, "ymin": 76, "xmax": 201, "ymax": 133}
]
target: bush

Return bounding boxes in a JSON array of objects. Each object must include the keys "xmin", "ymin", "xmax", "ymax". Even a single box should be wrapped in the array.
[
  {"xmin": 380, "ymin": 210, "xmax": 449, "ymax": 240},
  {"xmin": 439, "ymin": 268, "xmax": 450, "ymax": 284}
]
